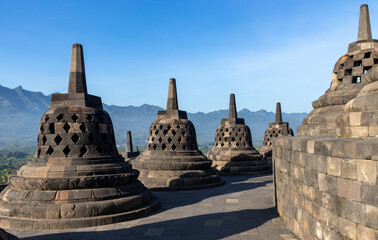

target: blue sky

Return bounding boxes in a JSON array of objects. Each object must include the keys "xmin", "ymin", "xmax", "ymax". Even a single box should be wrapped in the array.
[{"xmin": 0, "ymin": 0, "xmax": 377, "ymax": 113}]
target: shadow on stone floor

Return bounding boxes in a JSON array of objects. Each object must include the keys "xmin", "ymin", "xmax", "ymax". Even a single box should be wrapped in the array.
[
  {"xmin": 22, "ymin": 207, "xmax": 279, "ymax": 240},
  {"xmin": 153, "ymin": 175, "xmax": 273, "ymax": 213}
]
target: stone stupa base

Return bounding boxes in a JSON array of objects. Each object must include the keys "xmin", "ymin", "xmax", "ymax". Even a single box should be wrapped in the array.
[
  {"xmin": 134, "ymin": 151, "xmax": 224, "ymax": 191},
  {"xmin": 0, "ymin": 183, "xmax": 160, "ymax": 230},
  {"xmin": 208, "ymin": 149, "xmax": 271, "ymax": 175}
]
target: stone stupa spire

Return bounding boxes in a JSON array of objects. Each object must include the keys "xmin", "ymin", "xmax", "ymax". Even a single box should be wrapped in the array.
[
  {"xmin": 358, "ymin": 4, "xmax": 372, "ymax": 41},
  {"xmin": 126, "ymin": 130, "xmax": 133, "ymax": 152},
  {"xmin": 275, "ymin": 102, "xmax": 282, "ymax": 123},
  {"xmin": 166, "ymin": 78, "xmax": 178, "ymax": 111},
  {"xmin": 68, "ymin": 44, "xmax": 87, "ymax": 94},
  {"xmin": 229, "ymin": 93, "xmax": 237, "ymax": 120}
]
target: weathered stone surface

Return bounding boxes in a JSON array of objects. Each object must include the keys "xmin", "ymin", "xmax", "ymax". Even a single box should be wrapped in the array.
[
  {"xmin": 207, "ymin": 94, "xmax": 269, "ymax": 175},
  {"xmin": 0, "ymin": 44, "xmax": 159, "ymax": 230},
  {"xmin": 133, "ymin": 78, "xmax": 223, "ymax": 190}
]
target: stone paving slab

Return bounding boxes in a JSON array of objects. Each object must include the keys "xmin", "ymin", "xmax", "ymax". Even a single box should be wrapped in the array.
[{"xmin": 9, "ymin": 175, "xmax": 298, "ymax": 240}]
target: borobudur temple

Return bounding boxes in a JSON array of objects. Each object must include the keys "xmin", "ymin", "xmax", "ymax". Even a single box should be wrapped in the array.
[
  {"xmin": 0, "ymin": 44, "xmax": 159, "ymax": 230},
  {"xmin": 133, "ymin": 78, "xmax": 224, "ymax": 190}
]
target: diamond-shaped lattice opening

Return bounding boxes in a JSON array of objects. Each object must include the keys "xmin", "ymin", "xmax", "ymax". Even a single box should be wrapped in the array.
[
  {"xmin": 182, "ymin": 144, "xmax": 186, "ymax": 150},
  {"xmin": 178, "ymin": 137, "xmax": 181, "ymax": 143},
  {"xmin": 153, "ymin": 125, "xmax": 156, "ymax": 130},
  {"xmin": 63, "ymin": 122, "xmax": 70, "ymax": 133},
  {"xmin": 270, "ymin": 142, "xmax": 272, "ymax": 146},
  {"xmin": 155, "ymin": 130, "xmax": 159, "ymax": 135},
  {"xmin": 220, "ymin": 143, "xmax": 224, "ymax": 147},
  {"xmin": 228, "ymin": 142, "xmax": 231, "ymax": 147},
  {"xmin": 176, "ymin": 125, "xmax": 180, "ymax": 129},
  {"xmin": 231, "ymin": 137, "xmax": 235, "ymax": 141},
  {"xmin": 49, "ymin": 123, "xmax": 55, "ymax": 134},
  {"xmin": 63, "ymin": 146, "xmax": 70, "ymax": 157},
  {"xmin": 71, "ymin": 133, "xmax": 79, "ymax": 144},
  {"xmin": 45, "ymin": 115, "xmax": 50, "ymax": 122},
  {"xmin": 80, "ymin": 123, "xmax": 86, "ymax": 133},
  {"xmin": 218, "ymin": 137, "xmax": 221, "ymax": 141},
  {"xmin": 153, "ymin": 144, "xmax": 157, "ymax": 150},
  {"xmin": 278, "ymin": 130, "xmax": 281, "ymax": 134},
  {"xmin": 243, "ymin": 142, "xmax": 247, "ymax": 146},
  {"xmin": 150, "ymin": 130, "xmax": 153, "ymax": 135},
  {"xmin": 224, "ymin": 137, "xmax": 228, "ymax": 141},
  {"xmin": 95, "ymin": 124, "xmax": 100, "ymax": 132},
  {"xmin": 159, "ymin": 125, "xmax": 163, "ymax": 130},
  {"xmin": 151, "ymin": 137, "xmax": 154, "ymax": 142},
  {"xmin": 222, "ymin": 132, "xmax": 225, "ymax": 136},
  {"xmin": 167, "ymin": 137, "xmax": 172, "ymax": 143},
  {"xmin": 238, "ymin": 128, "xmax": 241, "ymax": 132},
  {"xmin": 225, "ymin": 128, "xmax": 229, "ymax": 132},
  {"xmin": 37, "ymin": 148, "xmax": 41, "ymax": 158},
  {"xmin": 96, "ymin": 145, "xmax": 103, "ymax": 154},
  {"xmin": 56, "ymin": 114, "xmax": 64, "ymax": 121},
  {"xmin": 40, "ymin": 124, "xmax": 44, "ymax": 133},
  {"xmin": 273, "ymin": 130, "xmax": 276, "ymax": 134},
  {"xmin": 46, "ymin": 146, "xmax": 54, "ymax": 156},
  {"xmin": 181, "ymin": 131, "xmax": 186, "ymax": 136},
  {"xmin": 54, "ymin": 135, "xmax": 62, "ymax": 145},
  {"xmin": 158, "ymin": 137, "xmax": 162, "ymax": 143},
  {"xmin": 236, "ymin": 142, "xmax": 239, "ymax": 147},
  {"xmin": 42, "ymin": 135, "xmax": 47, "ymax": 145},
  {"xmin": 171, "ymin": 130, "xmax": 176, "ymax": 136},
  {"xmin": 242, "ymin": 133, "xmax": 245, "ymax": 136},
  {"xmin": 79, "ymin": 146, "xmax": 87, "ymax": 157},
  {"xmin": 172, "ymin": 144, "xmax": 176, "ymax": 150},
  {"xmin": 270, "ymin": 134, "xmax": 273, "ymax": 137},
  {"xmin": 167, "ymin": 125, "xmax": 171, "ymax": 130},
  {"xmin": 87, "ymin": 115, "xmax": 93, "ymax": 122},
  {"xmin": 163, "ymin": 130, "xmax": 168, "ymax": 135},
  {"xmin": 71, "ymin": 114, "xmax": 79, "ymax": 122}
]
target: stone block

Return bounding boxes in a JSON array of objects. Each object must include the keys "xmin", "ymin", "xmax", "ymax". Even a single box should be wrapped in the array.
[
  {"xmin": 337, "ymin": 178, "xmax": 361, "ymax": 201},
  {"xmin": 339, "ymin": 217, "xmax": 357, "ymax": 240},
  {"xmin": 350, "ymin": 112, "xmax": 362, "ymax": 126},
  {"xmin": 319, "ymin": 173, "xmax": 337, "ymax": 193},
  {"xmin": 345, "ymin": 199, "xmax": 366, "ymax": 225},
  {"xmin": 357, "ymin": 224, "xmax": 375, "ymax": 240},
  {"xmin": 316, "ymin": 155, "xmax": 327, "ymax": 173},
  {"xmin": 341, "ymin": 159, "xmax": 357, "ymax": 180},
  {"xmin": 327, "ymin": 157, "xmax": 341, "ymax": 176},
  {"xmin": 307, "ymin": 140, "xmax": 315, "ymax": 154},
  {"xmin": 366, "ymin": 205, "xmax": 378, "ymax": 229},
  {"xmin": 322, "ymin": 192, "xmax": 337, "ymax": 211},
  {"xmin": 357, "ymin": 160, "xmax": 377, "ymax": 184},
  {"xmin": 361, "ymin": 182, "xmax": 378, "ymax": 206}
]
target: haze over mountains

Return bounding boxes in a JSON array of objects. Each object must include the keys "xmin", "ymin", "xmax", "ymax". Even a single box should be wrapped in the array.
[{"xmin": 0, "ymin": 84, "xmax": 308, "ymax": 150}]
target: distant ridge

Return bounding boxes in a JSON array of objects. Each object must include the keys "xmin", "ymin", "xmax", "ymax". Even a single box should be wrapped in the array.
[{"xmin": 0, "ymin": 84, "xmax": 307, "ymax": 150}]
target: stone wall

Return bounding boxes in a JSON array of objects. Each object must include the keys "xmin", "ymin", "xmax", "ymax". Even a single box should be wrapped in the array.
[{"xmin": 273, "ymin": 136, "xmax": 378, "ymax": 240}]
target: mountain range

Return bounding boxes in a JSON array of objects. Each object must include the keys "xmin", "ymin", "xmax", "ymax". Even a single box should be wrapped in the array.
[{"xmin": 0, "ymin": 84, "xmax": 308, "ymax": 150}]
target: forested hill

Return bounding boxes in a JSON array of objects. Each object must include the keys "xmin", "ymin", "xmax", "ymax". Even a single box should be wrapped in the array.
[{"xmin": 0, "ymin": 84, "xmax": 307, "ymax": 150}]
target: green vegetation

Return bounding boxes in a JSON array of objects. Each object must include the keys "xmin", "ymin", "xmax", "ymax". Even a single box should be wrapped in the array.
[{"xmin": 0, "ymin": 150, "xmax": 33, "ymax": 184}]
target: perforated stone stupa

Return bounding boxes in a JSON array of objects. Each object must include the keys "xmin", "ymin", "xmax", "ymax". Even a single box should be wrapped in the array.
[
  {"xmin": 0, "ymin": 44, "xmax": 159, "ymax": 230},
  {"xmin": 259, "ymin": 102, "xmax": 293, "ymax": 158},
  {"xmin": 133, "ymin": 78, "xmax": 224, "ymax": 190},
  {"xmin": 298, "ymin": 4, "xmax": 378, "ymax": 136},
  {"xmin": 206, "ymin": 94, "xmax": 270, "ymax": 175}
]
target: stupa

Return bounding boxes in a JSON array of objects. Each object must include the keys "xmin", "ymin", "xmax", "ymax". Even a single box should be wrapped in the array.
[
  {"xmin": 0, "ymin": 44, "xmax": 159, "ymax": 230},
  {"xmin": 121, "ymin": 131, "xmax": 140, "ymax": 161},
  {"xmin": 133, "ymin": 78, "xmax": 224, "ymax": 190},
  {"xmin": 206, "ymin": 94, "xmax": 270, "ymax": 175},
  {"xmin": 259, "ymin": 102, "xmax": 293, "ymax": 158},
  {"xmin": 298, "ymin": 4, "xmax": 378, "ymax": 136}
]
